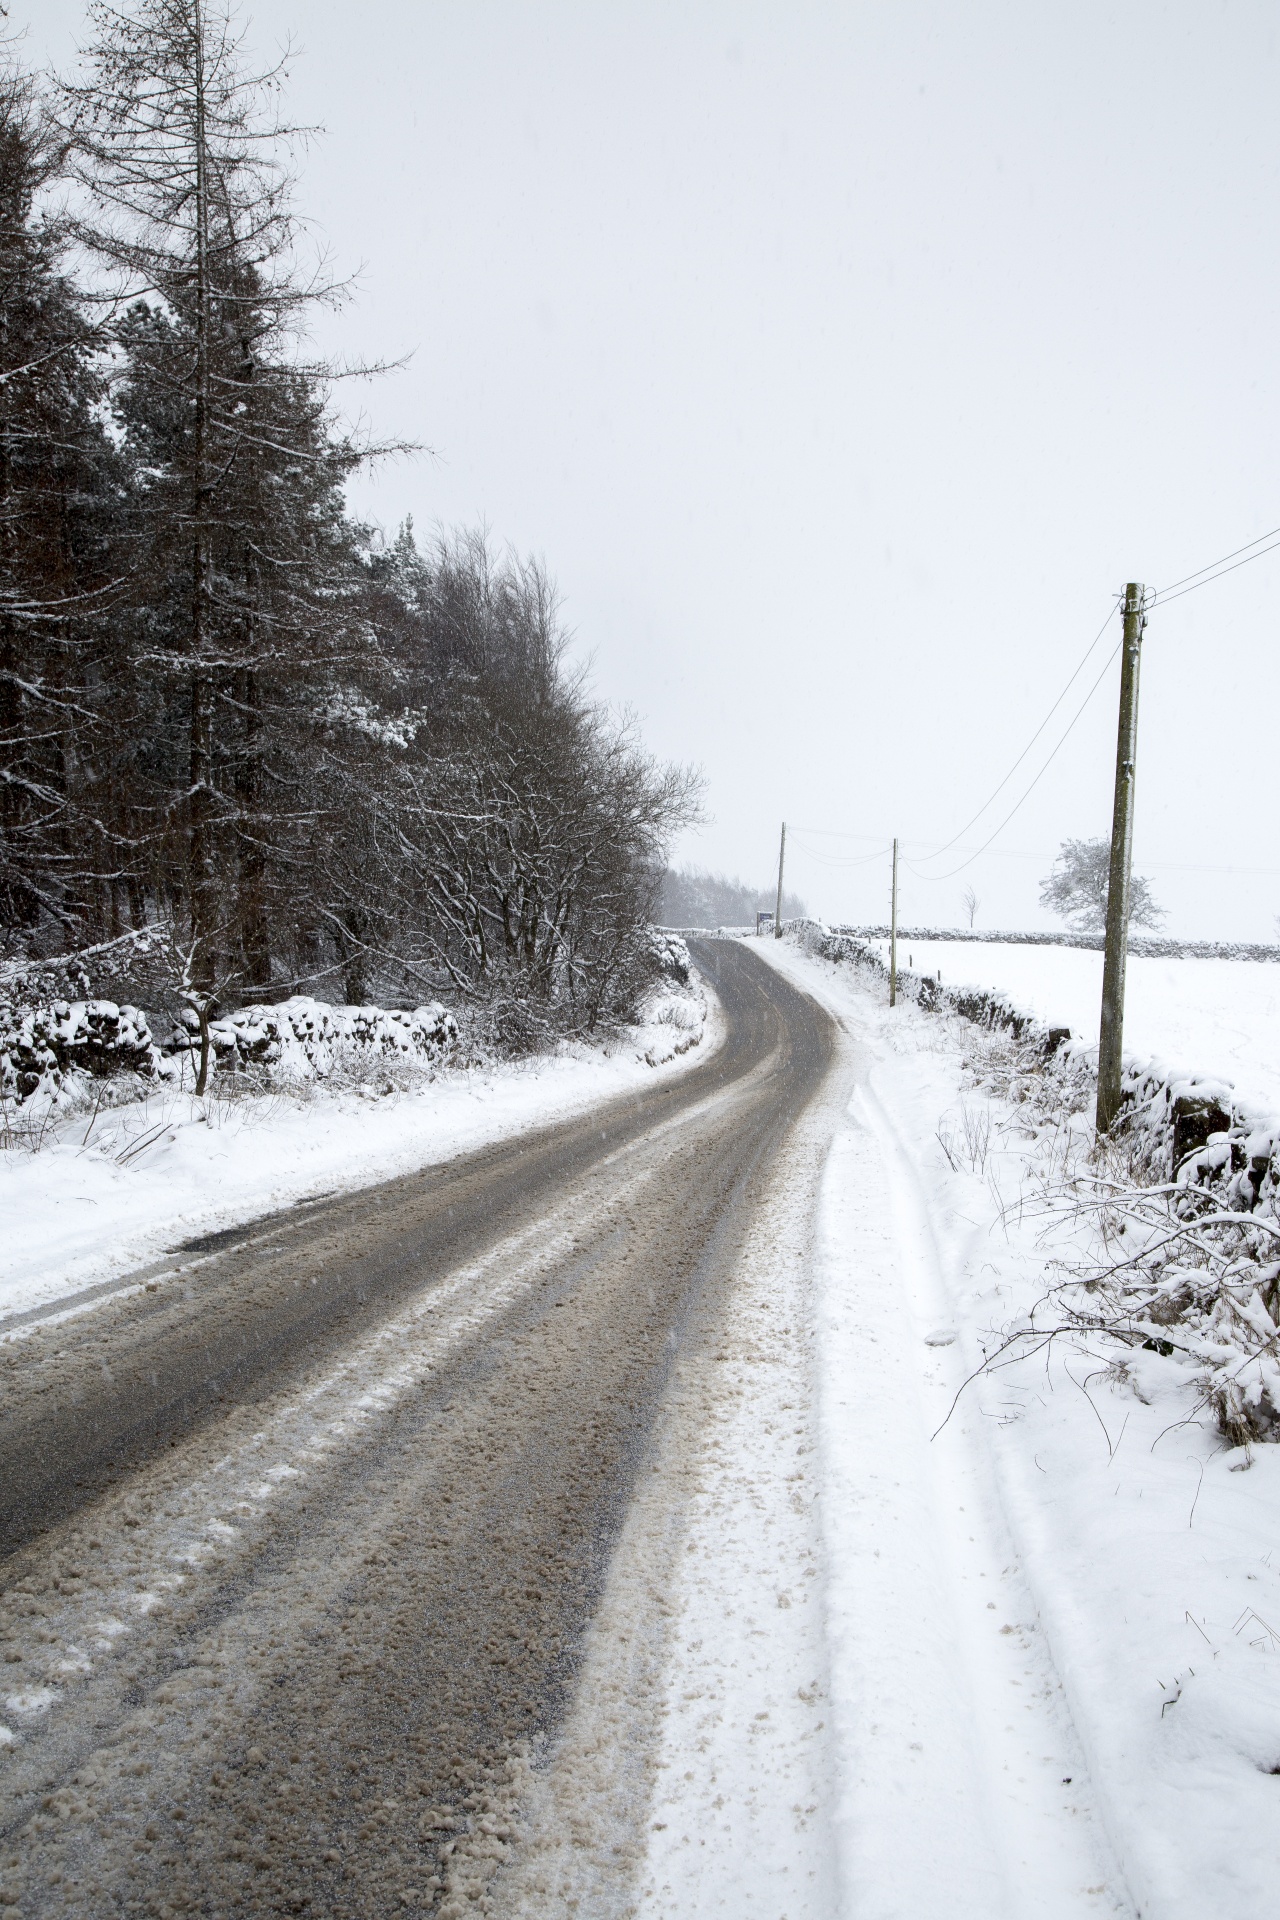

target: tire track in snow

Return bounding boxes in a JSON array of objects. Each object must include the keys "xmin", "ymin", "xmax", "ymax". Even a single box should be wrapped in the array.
[{"xmin": 815, "ymin": 1051, "xmax": 1132, "ymax": 1918}]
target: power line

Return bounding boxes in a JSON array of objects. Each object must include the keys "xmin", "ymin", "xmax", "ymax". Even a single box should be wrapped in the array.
[
  {"xmin": 1151, "ymin": 532, "xmax": 1280, "ymax": 607},
  {"xmin": 789, "ymin": 826, "xmax": 892, "ymax": 843},
  {"xmin": 787, "ymin": 835, "xmax": 893, "ymax": 870},
  {"xmin": 786, "ymin": 825, "xmax": 1280, "ymax": 880},
  {"xmin": 1153, "ymin": 521, "xmax": 1280, "ymax": 601},
  {"xmin": 900, "ymin": 637, "xmax": 1124, "ymax": 883},
  {"xmin": 909, "ymin": 603, "xmax": 1119, "ymax": 866},
  {"xmin": 786, "ymin": 526, "xmax": 1280, "ymax": 897},
  {"xmin": 907, "ymin": 522, "xmax": 1280, "ymax": 879}
]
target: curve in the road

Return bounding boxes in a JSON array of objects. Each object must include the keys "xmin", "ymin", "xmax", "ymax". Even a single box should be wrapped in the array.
[{"xmin": 0, "ymin": 941, "xmax": 834, "ymax": 1920}]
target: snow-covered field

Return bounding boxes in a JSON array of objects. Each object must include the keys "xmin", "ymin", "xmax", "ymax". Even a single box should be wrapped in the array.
[
  {"xmin": 870, "ymin": 936, "xmax": 1280, "ymax": 1121},
  {"xmin": 0, "ymin": 980, "xmax": 719, "ymax": 1326}
]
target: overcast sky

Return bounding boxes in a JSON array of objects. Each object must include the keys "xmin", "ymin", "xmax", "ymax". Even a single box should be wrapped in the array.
[{"xmin": 21, "ymin": 0, "xmax": 1280, "ymax": 935}]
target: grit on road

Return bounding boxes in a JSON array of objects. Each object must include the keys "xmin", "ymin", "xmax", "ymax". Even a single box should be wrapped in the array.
[{"xmin": 0, "ymin": 942, "xmax": 836, "ymax": 1918}]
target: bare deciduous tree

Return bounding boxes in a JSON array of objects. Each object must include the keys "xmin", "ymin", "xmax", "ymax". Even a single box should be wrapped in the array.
[{"xmin": 1040, "ymin": 837, "xmax": 1163, "ymax": 934}]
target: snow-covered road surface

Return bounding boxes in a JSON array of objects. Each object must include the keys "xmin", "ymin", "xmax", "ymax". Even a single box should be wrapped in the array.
[
  {"xmin": 4, "ymin": 935, "xmax": 1265, "ymax": 1917},
  {"xmin": 0, "ymin": 978, "xmax": 720, "ymax": 1326},
  {"xmin": 0, "ymin": 942, "xmax": 834, "ymax": 1917},
  {"xmin": 501, "ymin": 939, "xmax": 1130, "ymax": 1919},
  {"xmin": 804, "ymin": 999, "xmax": 1127, "ymax": 1918}
]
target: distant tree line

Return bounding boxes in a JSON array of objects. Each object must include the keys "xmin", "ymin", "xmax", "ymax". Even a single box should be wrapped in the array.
[
  {"xmin": 0, "ymin": 0, "xmax": 698, "ymax": 1038},
  {"xmin": 657, "ymin": 867, "xmax": 807, "ymax": 929}
]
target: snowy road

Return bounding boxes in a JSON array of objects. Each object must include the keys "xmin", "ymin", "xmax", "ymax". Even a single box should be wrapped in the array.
[
  {"xmin": 0, "ymin": 939, "xmax": 1161, "ymax": 1918},
  {"xmin": 499, "ymin": 940, "xmax": 1131, "ymax": 1920},
  {"xmin": 0, "ymin": 942, "xmax": 835, "ymax": 1917}
]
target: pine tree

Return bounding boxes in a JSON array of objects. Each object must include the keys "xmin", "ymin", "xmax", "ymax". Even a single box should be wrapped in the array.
[
  {"xmin": 0, "ymin": 58, "xmax": 121, "ymax": 953},
  {"xmin": 59, "ymin": 0, "xmax": 369, "ymax": 1018}
]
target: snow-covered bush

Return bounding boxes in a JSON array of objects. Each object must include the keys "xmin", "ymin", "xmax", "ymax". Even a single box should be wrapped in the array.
[{"xmin": 647, "ymin": 929, "xmax": 693, "ymax": 987}]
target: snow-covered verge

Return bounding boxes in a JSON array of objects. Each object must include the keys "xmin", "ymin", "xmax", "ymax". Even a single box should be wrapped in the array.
[
  {"xmin": 818, "ymin": 927, "xmax": 1280, "ymax": 1447},
  {"xmin": 762, "ymin": 934, "xmax": 1280, "ymax": 1920},
  {"xmin": 0, "ymin": 948, "xmax": 718, "ymax": 1325}
]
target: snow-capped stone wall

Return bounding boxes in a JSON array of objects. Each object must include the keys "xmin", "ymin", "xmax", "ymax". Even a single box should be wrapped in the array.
[{"xmin": 0, "ymin": 994, "xmax": 459, "ymax": 1108}]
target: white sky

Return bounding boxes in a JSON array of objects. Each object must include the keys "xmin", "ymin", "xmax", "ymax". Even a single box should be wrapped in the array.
[{"xmin": 21, "ymin": 1, "xmax": 1280, "ymax": 936}]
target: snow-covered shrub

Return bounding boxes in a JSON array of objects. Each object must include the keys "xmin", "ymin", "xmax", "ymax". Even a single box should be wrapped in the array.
[{"xmin": 647, "ymin": 929, "xmax": 693, "ymax": 986}]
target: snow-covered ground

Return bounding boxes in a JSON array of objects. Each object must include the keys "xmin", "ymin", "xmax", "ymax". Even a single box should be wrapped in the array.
[
  {"xmin": 0, "ymin": 980, "xmax": 720, "ymax": 1326},
  {"xmin": 525, "ymin": 935, "xmax": 1277, "ymax": 1916},
  {"xmin": 751, "ymin": 936, "xmax": 1279, "ymax": 1920},
  {"xmin": 9, "ymin": 929, "xmax": 1275, "ymax": 1919},
  {"xmin": 870, "ymin": 936, "xmax": 1280, "ymax": 1120}
]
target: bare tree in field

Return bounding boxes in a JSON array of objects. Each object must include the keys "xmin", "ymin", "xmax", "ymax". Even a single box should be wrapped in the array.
[
  {"xmin": 961, "ymin": 885, "xmax": 979, "ymax": 929},
  {"xmin": 1040, "ymin": 836, "xmax": 1164, "ymax": 934}
]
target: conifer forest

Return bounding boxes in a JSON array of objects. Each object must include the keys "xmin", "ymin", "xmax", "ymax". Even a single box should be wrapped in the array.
[{"xmin": 0, "ymin": 0, "xmax": 699, "ymax": 1043}]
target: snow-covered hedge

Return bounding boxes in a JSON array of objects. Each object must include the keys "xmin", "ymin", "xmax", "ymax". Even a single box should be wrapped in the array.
[
  {"xmin": 805, "ymin": 923, "xmax": 1276, "ymax": 1186},
  {"xmin": 826, "ymin": 922, "xmax": 1280, "ymax": 964},
  {"xmin": 803, "ymin": 922, "xmax": 1280, "ymax": 1439}
]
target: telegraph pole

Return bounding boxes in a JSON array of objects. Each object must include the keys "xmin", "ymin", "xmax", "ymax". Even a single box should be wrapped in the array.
[
  {"xmin": 1096, "ymin": 582, "xmax": 1147, "ymax": 1136},
  {"xmin": 773, "ymin": 821, "xmax": 787, "ymax": 937},
  {"xmin": 889, "ymin": 837, "xmax": 899, "ymax": 1006}
]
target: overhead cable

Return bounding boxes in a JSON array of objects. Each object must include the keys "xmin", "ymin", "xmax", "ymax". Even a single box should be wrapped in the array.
[
  {"xmin": 901, "ymin": 638, "xmax": 1124, "ymax": 882},
  {"xmin": 908, "ymin": 604, "xmax": 1118, "ymax": 865},
  {"xmin": 786, "ymin": 835, "xmax": 893, "ymax": 870},
  {"xmin": 1150, "ymin": 532, "xmax": 1280, "ymax": 608},
  {"xmin": 1152, "ymin": 521, "xmax": 1280, "ymax": 603}
]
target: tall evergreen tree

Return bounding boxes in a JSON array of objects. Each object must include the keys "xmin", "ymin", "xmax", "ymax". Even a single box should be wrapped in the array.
[
  {"xmin": 59, "ymin": 0, "xmax": 368, "ymax": 1003},
  {"xmin": 0, "ymin": 60, "xmax": 121, "ymax": 952}
]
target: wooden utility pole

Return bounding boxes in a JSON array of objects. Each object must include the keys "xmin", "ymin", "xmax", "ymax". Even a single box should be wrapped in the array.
[
  {"xmin": 1096, "ymin": 582, "xmax": 1147, "ymax": 1136},
  {"xmin": 773, "ymin": 821, "xmax": 787, "ymax": 937},
  {"xmin": 889, "ymin": 837, "xmax": 899, "ymax": 1006}
]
